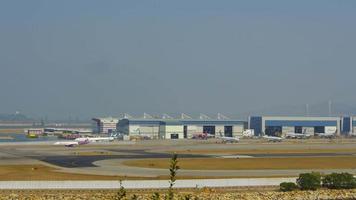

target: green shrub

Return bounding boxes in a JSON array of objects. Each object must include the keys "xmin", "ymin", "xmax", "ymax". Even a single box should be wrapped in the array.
[
  {"xmin": 280, "ymin": 182, "xmax": 298, "ymax": 192},
  {"xmin": 297, "ymin": 172, "xmax": 322, "ymax": 190},
  {"xmin": 322, "ymin": 173, "xmax": 356, "ymax": 189}
]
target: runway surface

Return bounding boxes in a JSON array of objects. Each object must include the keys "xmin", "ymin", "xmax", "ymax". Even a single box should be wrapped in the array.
[
  {"xmin": 1, "ymin": 139, "xmax": 356, "ymax": 178},
  {"xmin": 35, "ymin": 150, "xmax": 356, "ymax": 168},
  {"xmin": 35, "ymin": 152, "xmax": 208, "ymax": 168}
]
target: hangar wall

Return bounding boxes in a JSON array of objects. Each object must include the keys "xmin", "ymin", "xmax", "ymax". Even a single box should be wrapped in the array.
[
  {"xmin": 233, "ymin": 125, "xmax": 244, "ymax": 137},
  {"xmin": 165, "ymin": 125, "xmax": 184, "ymax": 139},
  {"xmin": 117, "ymin": 119, "xmax": 246, "ymax": 139},
  {"xmin": 250, "ymin": 116, "xmax": 341, "ymax": 136}
]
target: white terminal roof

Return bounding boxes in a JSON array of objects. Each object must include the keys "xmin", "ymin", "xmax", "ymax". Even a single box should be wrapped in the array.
[{"xmin": 93, "ymin": 117, "xmax": 119, "ymax": 123}]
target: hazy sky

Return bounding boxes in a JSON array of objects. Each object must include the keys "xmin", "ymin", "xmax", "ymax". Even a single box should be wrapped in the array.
[{"xmin": 1, "ymin": 1, "xmax": 356, "ymax": 120}]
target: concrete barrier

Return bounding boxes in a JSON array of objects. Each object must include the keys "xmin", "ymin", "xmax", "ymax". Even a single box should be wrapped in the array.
[{"xmin": 0, "ymin": 178, "xmax": 297, "ymax": 189}]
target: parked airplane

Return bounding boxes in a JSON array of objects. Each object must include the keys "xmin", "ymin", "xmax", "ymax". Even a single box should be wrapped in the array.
[
  {"xmin": 349, "ymin": 132, "xmax": 356, "ymax": 137},
  {"xmin": 316, "ymin": 132, "xmax": 335, "ymax": 138},
  {"xmin": 192, "ymin": 132, "xmax": 215, "ymax": 140},
  {"xmin": 216, "ymin": 131, "xmax": 239, "ymax": 143},
  {"xmin": 75, "ymin": 137, "xmax": 115, "ymax": 143},
  {"xmin": 285, "ymin": 132, "xmax": 312, "ymax": 139},
  {"xmin": 262, "ymin": 135, "xmax": 283, "ymax": 142},
  {"xmin": 220, "ymin": 136, "xmax": 240, "ymax": 143},
  {"xmin": 242, "ymin": 129, "xmax": 254, "ymax": 138},
  {"xmin": 54, "ymin": 139, "xmax": 89, "ymax": 147}
]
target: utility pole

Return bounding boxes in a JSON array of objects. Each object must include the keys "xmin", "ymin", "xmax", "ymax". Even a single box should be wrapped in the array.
[
  {"xmin": 306, "ymin": 104, "xmax": 309, "ymax": 117},
  {"xmin": 328, "ymin": 100, "xmax": 332, "ymax": 117}
]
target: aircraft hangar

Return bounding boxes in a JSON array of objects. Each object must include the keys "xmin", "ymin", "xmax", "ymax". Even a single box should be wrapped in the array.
[
  {"xmin": 249, "ymin": 116, "xmax": 342, "ymax": 136},
  {"xmin": 116, "ymin": 115, "xmax": 246, "ymax": 139}
]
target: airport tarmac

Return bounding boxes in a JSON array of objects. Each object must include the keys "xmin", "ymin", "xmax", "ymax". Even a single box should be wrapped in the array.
[
  {"xmin": 0, "ymin": 138, "xmax": 356, "ymax": 179},
  {"xmin": 34, "ymin": 151, "xmax": 208, "ymax": 168},
  {"xmin": 31, "ymin": 151, "xmax": 356, "ymax": 168}
]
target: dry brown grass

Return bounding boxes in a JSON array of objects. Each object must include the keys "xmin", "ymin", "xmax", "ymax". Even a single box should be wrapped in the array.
[
  {"xmin": 0, "ymin": 165, "xmax": 124, "ymax": 181},
  {"xmin": 123, "ymin": 156, "xmax": 356, "ymax": 170},
  {"xmin": 0, "ymin": 165, "xmax": 254, "ymax": 180},
  {"xmin": 0, "ymin": 129, "xmax": 24, "ymax": 134},
  {"xmin": 0, "ymin": 164, "xmax": 296, "ymax": 180},
  {"xmin": 0, "ymin": 188, "xmax": 356, "ymax": 200},
  {"xmin": 170, "ymin": 148, "xmax": 356, "ymax": 155}
]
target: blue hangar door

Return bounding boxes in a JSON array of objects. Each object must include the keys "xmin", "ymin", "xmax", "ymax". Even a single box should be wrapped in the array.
[
  {"xmin": 203, "ymin": 126, "xmax": 215, "ymax": 135},
  {"xmin": 224, "ymin": 126, "xmax": 233, "ymax": 137}
]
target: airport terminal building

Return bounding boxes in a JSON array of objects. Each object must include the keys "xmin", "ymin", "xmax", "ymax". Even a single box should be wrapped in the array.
[
  {"xmin": 117, "ymin": 118, "xmax": 247, "ymax": 139},
  {"xmin": 92, "ymin": 117, "xmax": 119, "ymax": 134},
  {"xmin": 249, "ymin": 116, "xmax": 342, "ymax": 136}
]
